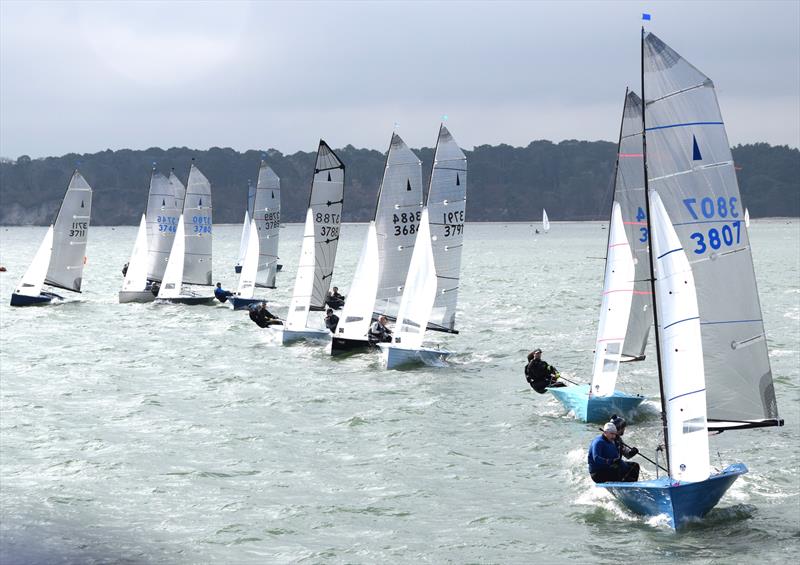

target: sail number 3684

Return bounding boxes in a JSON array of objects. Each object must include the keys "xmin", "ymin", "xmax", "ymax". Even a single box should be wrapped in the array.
[{"xmin": 393, "ymin": 211, "xmax": 421, "ymax": 236}]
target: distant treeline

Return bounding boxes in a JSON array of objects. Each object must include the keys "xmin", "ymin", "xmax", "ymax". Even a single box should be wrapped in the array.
[{"xmin": 0, "ymin": 141, "xmax": 797, "ymax": 225}]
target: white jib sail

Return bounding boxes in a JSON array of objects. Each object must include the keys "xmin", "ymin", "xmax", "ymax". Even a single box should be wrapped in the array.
[
  {"xmin": 744, "ymin": 208, "xmax": 750, "ymax": 228},
  {"xmin": 158, "ymin": 214, "xmax": 186, "ymax": 299},
  {"xmin": 542, "ymin": 209, "xmax": 550, "ymax": 232},
  {"xmin": 338, "ymin": 222, "xmax": 380, "ymax": 341},
  {"xmin": 14, "ymin": 226, "xmax": 54, "ymax": 297},
  {"xmin": 286, "ymin": 208, "xmax": 317, "ymax": 330},
  {"xmin": 121, "ymin": 214, "xmax": 149, "ymax": 293},
  {"xmin": 236, "ymin": 218, "xmax": 259, "ymax": 299},
  {"xmin": 590, "ymin": 203, "xmax": 636, "ymax": 396},
  {"xmin": 236, "ymin": 210, "xmax": 251, "ymax": 268},
  {"xmin": 651, "ymin": 191, "xmax": 710, "ymax": 483},
  {"xmin": 394, "ymin": 208, "xmax": 438, "ymax": 349}
]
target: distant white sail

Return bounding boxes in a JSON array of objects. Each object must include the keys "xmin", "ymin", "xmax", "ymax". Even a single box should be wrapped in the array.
[
  {"xmin": 45, "ymin": 171, "xmax": 92, "ymax": 292},
  {"xmin": 744, "ymin": 208, "xmax": 750, "ymax": 228},
  {"xmin": 14, "ymin": 226, "xmax": 54, "ymax": 298},
  {"xmin": 393, "ymin": 208, "xmax": 438, "ymax": 349},
  {"xmin": 121, "ymin": 214, "xmax": 150, "ymax": 293},
  {"xmin": 338, "ymin": 222, "xmax": 380, "ymax": 341},
  {"xmin": 542, "ymin": 209, "xmax": 550, "ymax": 233},
  {"xmin": 374, "ymin": 133, "xmax": 424, "ymax": 319},
  {"xmin": 158, "ymin": 214, "xmax": 186, "ymax": 299},
  {"xmin": 650, "ymin": 191, "xmax": 710, "ymax": 483},
  {"xmin": 254, "ymin": 162, "xmax": 280, "ymax": 288},
  {"xmin": 589, "ymin": 203, "xmax": 635, "ymax": 397},
  {"xmin": 182, "ymin": 164, "xmax": 213, "ymax": 286},
  {"xmin": 236, "ymin": 218, "xmax": 259, "ymax": 299}
]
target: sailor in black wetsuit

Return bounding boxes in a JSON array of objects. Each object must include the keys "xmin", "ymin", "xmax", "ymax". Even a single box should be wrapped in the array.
[
  {"xmin": 324, "ymin": 308, "xmax": 339, "ymax": 333},
  {"xmin": 325, "ymin": 286, "xmax": 346, "ymax": 310},
  {"xmin": 248, "ymin": 302, "xmax": 283, "ymax": 328},
  {"xmin": 214, "ymin": 282, "xmax": 234, "ymax": 303},
  {"xmin": 368, "ymin": 315, "xmax": 392, "ymax": 344},
  {"xmin": 524, "ymin": 348, "xmax": 566, "ymax": 393}
]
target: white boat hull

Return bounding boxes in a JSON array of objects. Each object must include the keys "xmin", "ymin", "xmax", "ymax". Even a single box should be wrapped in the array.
[
  {"xmin": 118, "ymin": 290, "xmax": 155, "ymax": 303},
  {"xmin": 379, "ymin": 344, "xmax": 451, "ymax": 370}
]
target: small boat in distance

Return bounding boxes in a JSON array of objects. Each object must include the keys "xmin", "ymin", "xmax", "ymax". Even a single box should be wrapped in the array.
[
  {"xmin": 11, "ymin": 171, "xmax": 93, "ymax": 306},
  {"xmin": 234, "ymin": 180, "xmax": 256, "ymax": 274},
  {"xmin": 542, "ymin": 208, "xmax": 550, "ymax": 233}
]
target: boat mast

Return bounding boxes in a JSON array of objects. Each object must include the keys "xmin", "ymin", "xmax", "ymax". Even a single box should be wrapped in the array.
[{"xmin": 640, "ymin": 26, "xmax": 670, "ymax": 473}]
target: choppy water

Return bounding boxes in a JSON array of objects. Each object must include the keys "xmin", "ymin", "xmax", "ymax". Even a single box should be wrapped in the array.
[{"xmin": 1, "ymin": 221, "xmax": 798, "ymax": 564}]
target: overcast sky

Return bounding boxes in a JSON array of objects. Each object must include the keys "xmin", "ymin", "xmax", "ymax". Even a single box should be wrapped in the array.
[{"xmin": 1, "ymin": 0, "xmax": 798, "ymax": 159}]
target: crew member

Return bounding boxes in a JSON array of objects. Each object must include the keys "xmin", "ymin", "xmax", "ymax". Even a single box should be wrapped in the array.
[
  {"xmin": 325, "ymin": 308, "xmax": 339, "ymax": 333},
  {"xmin": 524, "ymin": 348, "xmax": 566, "ymax": 393},
  {"xmin": 214, "ymin": 282, "xmax": 234, "ymax": 303},
  {"xmin": 326, "ymin": 286, "xmax": 346, "ymax": 310},
  {"xmin": 588, "ymin": 422, "xmax": 639, "ymax": 483},
  {"xmin": 368, "ymin": 315, "xmax": 392, "ymax": 344}
]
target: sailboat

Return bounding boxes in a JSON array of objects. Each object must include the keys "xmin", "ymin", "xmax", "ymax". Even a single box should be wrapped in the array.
[
  {"xmin": 549, "ymin": 90, "xmax": 649, "ymax": 421},
  {"xmin": 378, "ymin": 124, "xmax": 468, "ymax": 368},
  {"xmin": 744, "ymin": 207, "xmax": 750, "ymax": 228},
  {"xmin": 119, "ymin": 170, "xmax": 179, "ymax": 303},
  {"xmin": 234, "ymin": 180, "xmax": 256, "ymax": 274},
  {"xmin": 542, "ymin": 209, "xmax": 550, "ymax": 233},
  {"xmin": 156, "ymin": 164, "xmax": 215, "ymax": 305},
  {"xmin": 11, "ymin": 171, "xmax": 93, "ymax": 306},
  {"xmin": 598, "ymin": 30, "xmax": 782, "ymax": 529},
  {"xmin": 230, "ymin": 161, "xmax": 281, "ymax": 310},
  {"xmin": 332, "ymin": 133, "xmax": 422, "ymax": 355},
  {"xmin": 280, "ymin": 141, "xmax": 346, "ymax": 344}
]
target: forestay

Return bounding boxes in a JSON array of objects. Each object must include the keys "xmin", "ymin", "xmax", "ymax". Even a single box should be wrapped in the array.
[
  {"xmin": 45, "ymin": 171, "xmax": 92, "ymax": 292},
  {"xmin": 308, "ymin": 141, "xmax": 345, "ymax": 309},
  {"xmin": 121, "ymin": 215, "xmax": 150, "ymax": 293},
  {"xmin": 254, "ymin": 162, "xmax": 280, "ymax": 288},
  {"xmin": 182, "ymin": 164, "xmax": 213, "ymax": 286},
  {"xmin": 426, "ymin": 125, "xmax": 467, "ymax": 332},
  {"xmin": 394, "ymin": 208, "xmax": 438, "ymax": 349},
  {"xmin": 643, "ymin": 32, "xmax": 779, "ymax": 428},
  {"xmin": 14, "ymin": 226, "xmax": 54, "ymax": 298},
  {"xmin": 615, "ymin": 91, "xmax": 653, "ymax": 359},
  {"xmin": 146, "ymin": 172, "xmax": 178, "ymax": 282},
  {"xmin": 651, "ymin": 192, "xmax": 710, "ymax": 482},
  {"xmin": 158, "ymin": 214, "xmax": 186, "ymax": 299},
  {"xmin": 590, "ymin": 203, "xmax": 635, "ymax": 397},
  {"xmin": 374, "ymin": 134, "xmax": 423, "ymax": 319},
  {"xmin": 236, "ymin": 218, "xmax": 259, "ymax": 299},
  {"xmin": 338, "ymin": 222, "xmax": 379, "ymax": 341}
]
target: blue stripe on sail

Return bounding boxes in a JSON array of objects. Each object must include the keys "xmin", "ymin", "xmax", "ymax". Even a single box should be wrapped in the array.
[
  {"xmin": 700, "ymin": 319, "xmax": 762, "ymax": 325},
  {"xmin": 646, "ymin": 121, "xmax": 724, "ymax": 131},
  {"xmin": 673, "ymin": 219, "xmax": 742, "ymax": 227},
  {"xmin": 657, "ymin": 247, "xmax": 683, "ymax": 260},
  {"xmin": 669, "ymin": 388, "xmax": 706, "ymax": 402},
  {"xmin": 663, "ymin": 316, "xmax": 700, "ymax": 330}
]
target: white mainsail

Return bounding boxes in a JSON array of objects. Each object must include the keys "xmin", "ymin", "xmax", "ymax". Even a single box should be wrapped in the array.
[
  {"xmin": 14, "ymin": 226, "xmax": 54, "ymax": 298},
  {"xmin": 121, "ymin": 214, "xmax": 150, "ymax": 293},
  {"xmin": 307, "ymin": 141, "xmax": 345, "ymax": 308},
  {"xmin": 589, "ymin": 203, "xmax": 636, "ymax": 397},
  {"xmin": 338, "ymin": 222, "xmax": 380, "ymax": 341},
  {"xmin": 254, "ymin": 162, "xmax": 280, "ymax": 288},
  {"xmin": 286, "ymin": 208, "xmax": 317, "ymax": 330},
  {"xmin": 146, "ymin": 171, "xmax": 178, "ymax": 282},
  {"xmin": 374, "ymin": 134, "xmax": 424, "ymax": 319},
  {"xmin": 426, "ymin": 124, "xmax": 467, "ymax": 332},
  {"xmin": 158, "ymin": 214, "xmax": 186, "ymax": 299},
  {"xmin": 393, "ymin": 208, "xmax": 438, "ymax": 349},
  {"xmin": 542, "ymin": 209, "xmax": 550, "ymax": 233},
  {"xmin": 169, "ymin": 171, "xmax": 186, "ymax": 214},
  {"xmin": 615, "ymin": 91, "xmax": 653, "ymax": 360},
  {"xmin": 236, "ymin": 218, "xmax": 259, "ymax": 299},
  {"xmin": 45, "ymin": 170, "xmax": 92, "ymax": 292},
  {"xmin": 650, "ymin": 191, "xmax": 710, "ymax": 483},
  {"xmin": 643, "ymin": 32, "xmax": 779, "ymax": 429},
  {"xmin": 182, "ymin": 164, "xmax": 213, "ymax": 286}
]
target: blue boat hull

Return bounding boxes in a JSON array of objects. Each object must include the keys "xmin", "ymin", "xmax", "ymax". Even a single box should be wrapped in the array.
[
  {"xmin": 548, "ymin": 384, "xmax": 645, "ymax": 423},
  {"xmin": 10, "ymin": 290, "xmax": 63, "ymax": 307},
  {"xmin": 599, "ymin": 463, "xmax": 747, "ymax": 529},
  {"xmin": 378, "ymin": 344, "xmax": 451, "ymax": 370}
]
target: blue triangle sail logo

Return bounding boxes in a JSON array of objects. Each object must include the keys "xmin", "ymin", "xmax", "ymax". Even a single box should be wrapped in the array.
[{"xmin": 692, "ymin": 135, "xmax": 703, "ymax": 161}]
